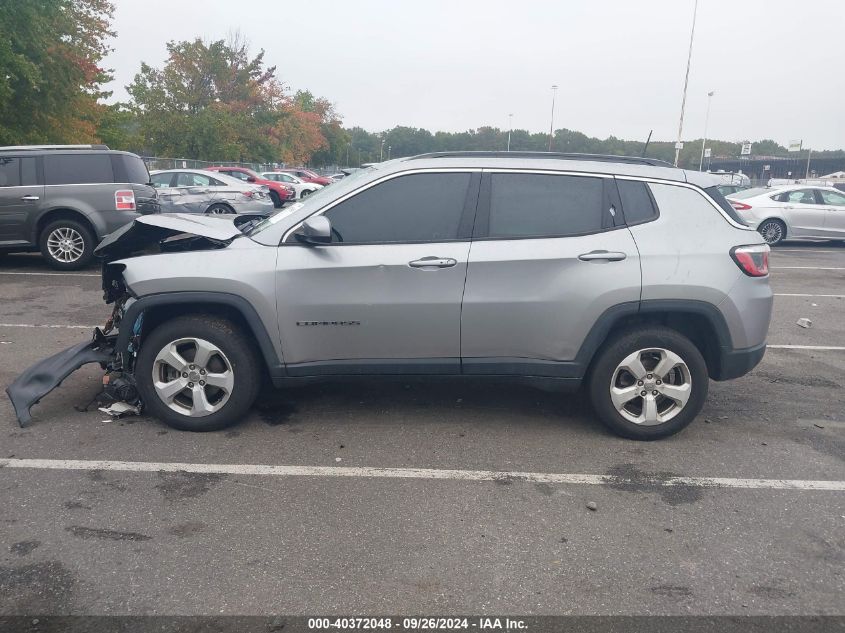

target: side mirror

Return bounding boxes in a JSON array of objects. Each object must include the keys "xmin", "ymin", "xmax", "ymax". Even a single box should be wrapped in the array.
[{"xmin": 294, "ymin": 216, "xmax": 332, "ymax": 245}]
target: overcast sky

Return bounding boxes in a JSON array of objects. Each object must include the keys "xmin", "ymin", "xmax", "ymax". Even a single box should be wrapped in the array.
[{"xmin": 104, "ymin": 0, "xmax": 845, "ymax": 149}]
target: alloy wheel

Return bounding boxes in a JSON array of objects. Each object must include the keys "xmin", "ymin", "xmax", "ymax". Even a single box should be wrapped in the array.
[
  {"xmin": 759, "ymin": 221, "xmax": 783, "ymax": 245},
  {"xmin": 152, "ymin": 337, "xmax": 235, "ymax": 417},
  {"xmin": 46, "ymin": 227, "xmax": 85, "ymax": 263},
  {"xmin": 609, "ymin": 348, "xmax": 692, "ymax": 426}
]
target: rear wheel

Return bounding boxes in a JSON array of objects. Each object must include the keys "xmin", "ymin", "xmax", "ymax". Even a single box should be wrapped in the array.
[
  {"xmin": 39, "ymin": 219, "xmax": 95, "ymax": 270},
  {"xmin": 758, "ymin": 219, "xmax": 786, "ymax": 246},
  {"xmin": 205, "ymin": 203, "xmax": 234, "ymax": 215},
  {"xmin": 588, "ymin": 327, "xmax": 708, "ymax": 440},
  {"xmin": 135, "ymin": 315, "xmax": 261, "ymax": 431}
]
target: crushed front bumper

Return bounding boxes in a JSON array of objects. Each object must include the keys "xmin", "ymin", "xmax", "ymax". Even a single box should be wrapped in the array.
[{"xmin": 5, "ymin": 328, "xmax": 116, "ymax": 427}]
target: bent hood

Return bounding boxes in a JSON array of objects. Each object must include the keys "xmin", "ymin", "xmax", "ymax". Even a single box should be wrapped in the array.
[{"xmin": 94, "ymin": 213, "xmax": 247, "ymax": 260}]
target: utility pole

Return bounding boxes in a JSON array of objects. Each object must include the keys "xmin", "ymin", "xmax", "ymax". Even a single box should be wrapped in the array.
[
  {"xmin": 698, "ymin": 91, "xmax": 714, "ymax": 171},
  {"xmin": 388, "ymin": 145, "xmax": 391, "ymax": 160},
  {"xmin": 380, "ymin": 138, "xmax": 385, "ymax": 162},
  {"xmin": 507, "ymin": 113, "xmax": 513, "ymax": 151},
  {"xmin": 548, "ymin": 86, "xmax": 558, "ymax": 151},
  {"xmin": 805, "ymin": 148, "xmax": 812, "ymax": 179},
  {"xmin": 674, "ymin": 0, "xmax": 699, "ymax": 167}
]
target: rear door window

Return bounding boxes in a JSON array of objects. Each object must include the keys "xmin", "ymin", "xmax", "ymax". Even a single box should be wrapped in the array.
[
  {"xmin": 44, "ymin": 154, "xmax": 113, "ymax": 185},
  {"xmin": 820, "ymin": 189, "xmax": 845, "ymax": 206},
  {"xmin": 486, "ymin": 173, "xmax": 606, "ymax": 238}
]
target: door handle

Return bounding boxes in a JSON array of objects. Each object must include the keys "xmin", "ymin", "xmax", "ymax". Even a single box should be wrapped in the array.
[
  {"xmin": 409, "ymin": 256, "xmax": 457, "ymax": 269},
  {"xmin": 20, "ymin": 195, "xmax": 40, "ymax": 201},
  {"xmin": 578, "ymin": 250, "xmax": 627, "ymax": 262}
]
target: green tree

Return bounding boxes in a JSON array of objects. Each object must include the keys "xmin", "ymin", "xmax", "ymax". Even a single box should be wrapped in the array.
[{"xmin": 0, "ymin": 0, "xmax": 115, "ymax": 144}]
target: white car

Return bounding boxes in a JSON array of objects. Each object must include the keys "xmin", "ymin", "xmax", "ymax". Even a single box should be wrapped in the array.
[
  {"xmin": 150, "ymin": 169, "xmax": 274, "ymax": 215},
  {"xmin": 726, "ymin": 185, "xmax": 845, "ymax": 245},
  {"xmin": 261, "ymin": 172, "xmax": 322, "ymax": 200}
]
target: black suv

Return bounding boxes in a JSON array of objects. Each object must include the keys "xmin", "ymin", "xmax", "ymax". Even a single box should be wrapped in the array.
[{"xmin": 0, "ymin": 145, "xmax": 159, "ymax": 269}]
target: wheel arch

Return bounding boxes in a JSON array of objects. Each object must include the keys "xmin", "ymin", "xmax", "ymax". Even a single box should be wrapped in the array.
[
  {"xmin": 35, "ymin": 208, "xmax": 98, "ymax": 243},
  {"xmin": 578, "ymin": 300, "xmax": 733, "ymax": 381},
  {"xmin": 117, "ymin": 292, "xmax": 284, "ymax": 379}
]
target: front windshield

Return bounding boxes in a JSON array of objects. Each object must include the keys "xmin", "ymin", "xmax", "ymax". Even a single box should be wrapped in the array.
[{"xmin": 245, "ymin": 166, "xmax": 375, "ymax": 236}]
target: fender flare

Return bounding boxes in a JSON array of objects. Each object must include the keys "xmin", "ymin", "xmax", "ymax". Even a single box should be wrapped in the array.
[{"xmin": 116, "ymin": 292, "xmax": 285, "ymax": 377}]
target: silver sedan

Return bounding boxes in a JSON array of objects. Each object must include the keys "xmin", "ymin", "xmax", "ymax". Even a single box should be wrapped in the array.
[{"xmin": 150, "ymin": 169, "xmax": 275, "ymax": 215}]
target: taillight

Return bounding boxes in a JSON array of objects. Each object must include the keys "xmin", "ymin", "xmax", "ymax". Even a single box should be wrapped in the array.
[
  {"xmin": 115, "ymin": 190, "xmax": 136, "ymax": 210},
  {"xmin": 730, "ymin": 201, "xmax": 752, "ymax": 211},
  {"xmin": 731, "ymin": 244, "xmax": 769, "ymax": 277}
]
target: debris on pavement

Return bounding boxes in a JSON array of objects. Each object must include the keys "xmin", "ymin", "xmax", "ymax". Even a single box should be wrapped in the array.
[
  {"xmin": 796, "ymin": 318, "xmax": 813, "ymax": 328},
  {"xmin": 586, "ymin": 501, "xmax": 598, "ymax": 511},
  {"xmin": 98, "ymin": 401, "xmax": 141, "ymax": 418}
]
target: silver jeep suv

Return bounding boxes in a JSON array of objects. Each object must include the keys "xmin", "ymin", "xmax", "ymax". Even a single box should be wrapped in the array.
[{"xmin": 7, "ymin": 152, "xmax": 773, "ymax": 440}]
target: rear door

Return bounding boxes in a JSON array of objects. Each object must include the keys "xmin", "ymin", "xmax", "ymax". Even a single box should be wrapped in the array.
[
  {"xmin": 275, "ymin": 170, "xmax": 479, "ymax": 374},
  {"xmin": 0, "ymin": 155, "xmax": 42, "ymax": 244},
  {"xmin": 818, "ymin": 188, "xmax": 845, "ymax": 236},
  {"xmin": 461, "ymin": 170, "xmax": 641, "ymax": 377},
  {"xmin": 778, "ymin": 188, "xmax": 827, "ymax": 235}
]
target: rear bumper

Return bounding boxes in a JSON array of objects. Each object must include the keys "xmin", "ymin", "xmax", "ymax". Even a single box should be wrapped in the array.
[
  {"xmin": 713, "ymin": 341, "xmax": 766, "ymax": 381},
  {"xmin": 5, "ymin": 329, "xmax": 115, "ymax": 427}
]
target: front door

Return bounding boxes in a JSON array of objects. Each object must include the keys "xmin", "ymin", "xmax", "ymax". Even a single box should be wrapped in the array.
[
  {"xmin": 276, "ymin": 171, "xmax": 479, "ymax": 375},
  {"xmin": 0, "ymin": 156, "xmax": 42, "ymax": 244}
]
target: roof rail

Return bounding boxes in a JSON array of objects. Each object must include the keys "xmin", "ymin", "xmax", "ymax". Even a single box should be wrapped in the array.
[
  {"xmin": 406, "ymin": 151, "xmax": 674, "ymax": 168},
  {"xmin": 0, "ymin": 144, "xmax": 110, "ymax": 151}
]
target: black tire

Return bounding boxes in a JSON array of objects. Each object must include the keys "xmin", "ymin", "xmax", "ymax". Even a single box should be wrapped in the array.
[
  {"xmin": 269, "ymin": 190, "xmax": 282, "ymax": 208},
  {"xmin": 135, "ymin": 315, "xmax": 261, "ymax": 432},
  {"xmin": 205, "ymin": 203, "xmax": 234, "ymax": 215},
  {"xmin": 38, "ymin": 219, "xmax": 95, "ymax": 270},
  {"xmin": 587, "ymin": 327, "xmax": 709, "ymax": 440},
  {"xmin": 300, "ymin": 189, "xmax": 311, "ymax": 198},
  {"xmin": 758, "ymin": 218, "xmax": 786, "ymax": 246}
]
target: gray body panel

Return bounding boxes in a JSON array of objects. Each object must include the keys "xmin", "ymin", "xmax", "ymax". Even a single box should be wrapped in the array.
[{"xmin": 275, "ymin": 242, "xmax": 470, "ymax": 366}]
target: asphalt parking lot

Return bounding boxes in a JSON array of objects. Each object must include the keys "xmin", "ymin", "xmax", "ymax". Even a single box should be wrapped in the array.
[{"xmin": 0, "ymin": 243, "xmax": 843, "ymax": 617}]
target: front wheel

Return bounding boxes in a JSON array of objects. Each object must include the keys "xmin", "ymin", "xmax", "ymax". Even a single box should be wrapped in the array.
[
  {"xmin": 300, "ymin": 189, "xmax": 312, "ymax": 199},
  {"xmin": 588, "ymin": 327, "xmax": 709, "ymax": 440},
  {"xmin": 135, "ymin": 315, "xmax": 261, "ymax": 431},
  {"xmin": 758, "ymin": 219, "xmax": 786, "ymax": 246}
]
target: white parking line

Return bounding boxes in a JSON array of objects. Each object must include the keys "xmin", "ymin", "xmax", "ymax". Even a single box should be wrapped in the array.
[
  {"xmin": 1, "ymin": 458, "xmax": 843, "ymax": 491},
  {"xmin": 0, "ymin": 271, "xmax": 99, "ymax": 277},
  {"xmin": 774, "ymin": 293, "xmax": 845, "ymax": 298},
  {"xmin": 771, "ymin": 266, "xmax": 845, "ymax": 271},
  {"xmin": 767, "ymin": 345, "xmax": 845, "ymax": 351}
]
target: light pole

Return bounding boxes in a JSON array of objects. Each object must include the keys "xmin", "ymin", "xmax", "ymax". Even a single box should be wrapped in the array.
[
  {"xmin": 380, "ymin": 138, "xmax": 385, "ymax": 162},
  {"xmin": 507, "ymin": 113, "xmax": 513, "ymax": 151},
  {"xmin": 548, "ymin": 86, "xmax": 558, "ymax": 151},
  {"xmin": 388, "ymin": 145, "xmax": 391, "ymax": 160},
  {"xmin": 674, "ymin": 0, "xmax": 699, "ymax": 167},
  {"xmin": 698, "ymin": 90, "xmax": 714, "ymax": 171}
]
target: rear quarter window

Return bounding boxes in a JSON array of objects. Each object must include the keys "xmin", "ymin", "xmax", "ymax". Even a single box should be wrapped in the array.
[
  {"xmin": 616, "ymin": 179, "xmax": 658, "ymax": 225},
  {"xmin": 112, "ymin": 154, "xmax": 151, "ymax": 184},
  {"xmin": 703, "ymin": 185, "xmax": 745, "ymax": 224},
  {"xmin": 44, "ymin": 154, "xmax": 113, "ymax": 185}
]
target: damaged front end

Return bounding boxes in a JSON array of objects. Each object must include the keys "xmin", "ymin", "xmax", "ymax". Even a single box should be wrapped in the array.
[{"xmin": 5, "ymin": 213, "xmax": 250, "ymax": 426}]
